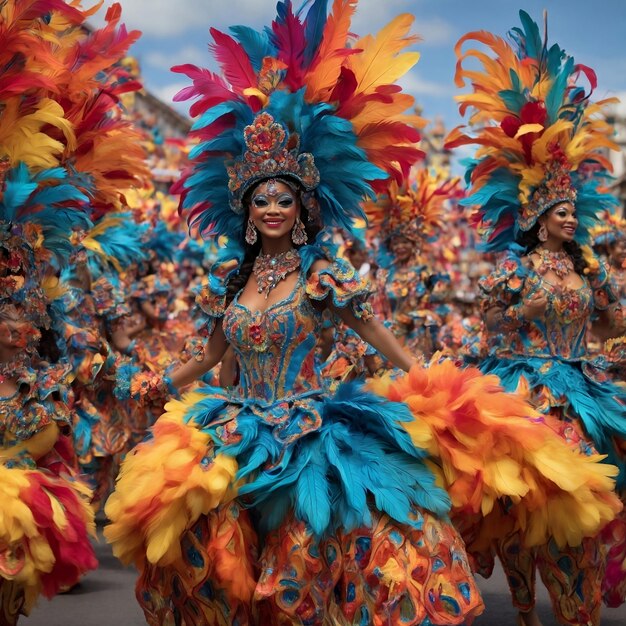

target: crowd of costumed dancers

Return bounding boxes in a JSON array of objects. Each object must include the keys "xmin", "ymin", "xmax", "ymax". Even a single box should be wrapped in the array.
[{"xmin": 2, "ymin": 1, "xmax": 626, "ymax": 626}]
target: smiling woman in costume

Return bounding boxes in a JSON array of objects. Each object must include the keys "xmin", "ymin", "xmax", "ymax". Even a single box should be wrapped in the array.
[
  {"xmin": 105, "ymin": 4, "xmax": 484, "ymax": 624},
  {"xmin": 447, "ymin": 10, "xmax": 626, "ymax": 625},
  {"xmin": 106, "ymin": 3, "xmax": 622, "ymax": 626}
]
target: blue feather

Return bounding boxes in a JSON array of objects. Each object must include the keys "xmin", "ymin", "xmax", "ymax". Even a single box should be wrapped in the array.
[
  {"xmin": 302, "ymin": 0, "xmax": 328, "ymax": 67},
  {"xmin": 546, "ymin": 55, "xmax": 573, "ymax": 124},
  {"xmin": 229, "ymin": 25, "xmax": 274, "ymax": 72},
  {"xmin": 295, "ymin": 441, "xmax": 331, "ymax": 536}
]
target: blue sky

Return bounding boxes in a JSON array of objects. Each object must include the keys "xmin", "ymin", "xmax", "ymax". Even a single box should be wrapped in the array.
[{"xmin": 97, "ymin": 0, "xmax": 626, "ymax": 140}]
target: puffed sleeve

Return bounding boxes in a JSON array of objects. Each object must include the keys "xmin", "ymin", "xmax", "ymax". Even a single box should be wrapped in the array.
[
  {"xmin": 306, "ymin": 258, "xmax": 374, "ymax": 321},
  {"xmin": 195, "ymin": 282, "xmax": 227, "ymax": 336},
  {"xmin": 8, "ymin": 365, "xmax": 73, "ymax": 443},
  {"xmin": 478, "ymin": 253, "xmax": 528, "ymax": 329},
  {"xmin": 587, "ymin": 257, "xmax": 619, "ymax": 311}
]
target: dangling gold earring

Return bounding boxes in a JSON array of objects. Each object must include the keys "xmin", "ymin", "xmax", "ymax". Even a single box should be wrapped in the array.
[
  {"xmin": 245, "ymin": 218, "xmax": 258, "ymax": 245},
  {"xmin": 291, "ymin": 217, "xmax": 307, "ymax": 245},
  {"xmin": 538, "ymin": 223, "xmax": 548, "ymax": 242}
]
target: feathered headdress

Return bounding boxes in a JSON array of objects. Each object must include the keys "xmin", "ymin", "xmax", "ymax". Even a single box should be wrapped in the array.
[
  {"xmin": 590, "ymin": 210, "xmax": 626, "ymax": 249},
  {"xmin": 0, "ymin": 1, "xmax": 147, "ymax": 320},
  {"xmin": 363, "ymin": 168, "xmax": 461, "ymax": 245},
  {"xmin": 172, "ymin": 0, "xmax": 425, "ymax": 290},
  {"xmin": 75, "ymin": 212, "xmax": 149, "ymax": 276},
  {"xmin": 446, "ymin": 10, "xmax": 619, "ymax": 251},
  {"xmin": 0, "ymin": 164, "xmax": 90, "ymax": 325}
]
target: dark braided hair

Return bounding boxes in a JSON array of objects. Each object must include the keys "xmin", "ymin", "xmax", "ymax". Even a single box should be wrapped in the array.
[
  {"xmin": 516, "ymin": 220, "xmax": 588, "ymax": 275},
  {"xmin": 226, "ymin": 178, "xmax": 321, "ymax": 304}
]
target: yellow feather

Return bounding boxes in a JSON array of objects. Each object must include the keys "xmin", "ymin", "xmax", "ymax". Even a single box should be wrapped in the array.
[
  {"xmin": 348, "ymin": 14, "xmax": 420, "ymax": 93},
  {"xmin": 514, "ymin": 123, "xmax": 545, "ymax": 138},
  {"xmin": 0, "ymin": 99, "xmax": 75, "ymax": 169}
]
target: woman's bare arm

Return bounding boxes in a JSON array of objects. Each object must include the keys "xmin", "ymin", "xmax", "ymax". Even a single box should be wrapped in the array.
[
  {"xmin": 169, "ymin": 321, "xmax": 229, "ymax": 390},
  {"xmin": 0, "ymin": 422, "xmax": 60, "ymax": 463},
  {"xmin": 334, "ymin": 306, "xmax": 415, "ymax": 372}
]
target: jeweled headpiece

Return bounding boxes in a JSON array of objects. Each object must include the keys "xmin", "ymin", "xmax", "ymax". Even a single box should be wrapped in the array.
[
  {"xmin": 447, "ymin": 10, "xmax": 619, "ymax": 250},
  {"xmin": 519, "ymin": 150, "xmax": 578, "ymax": 230},
  {"xmin": 172, "ymin": 0, "xmax": 425, "ymax": 294},
  {"xmin": 227, "ymin": 112, "xmax": 319, "ymax": 212}
]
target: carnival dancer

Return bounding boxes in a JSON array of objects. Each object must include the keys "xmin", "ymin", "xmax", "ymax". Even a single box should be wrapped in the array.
[
  {"xmin": 321, "ymin": 235, "xmax": 380, "ymax": 383},
  {"xmin": 592, "ymin": 211, "xmax": 626, "ymax": 300},
  {"xmin": 106, "ymin": 4, "xmax": 484, "ymax": 623},
  {"xmin": 366, "ymin": 170, "xmax": 456, "ymax": 361},
  {"xmin": 0, "ymin": 180, "xmax": 99, "ymax": 624},
  {"xmin": 447, "ymin": 10, "xmax": 626, "ymax": 625},
  {"xmin": 106, "ymin": 3, "xmax": 622, "ymax": 625},
  {"xmin": 1, "ymin": 0, "xmax": 157, "ymax": 616},
  {"xmin": 0, "ymin": 0, "xmax": 150, "ymax": 618},
  {"xmin": 0, "ymin": 0, "xmax": 102, "ymax": 609},
  {"xmin": 590, "ymin": 215, "xmax": 626, "ymax": 608},
  {"xmin": 59, "ymin": 214, "xmax": 150, "ymax": 509}
]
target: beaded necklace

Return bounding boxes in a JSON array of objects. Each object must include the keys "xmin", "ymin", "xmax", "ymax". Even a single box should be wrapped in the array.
[
  {"xmin": 253, "ymin": 249, "xmax": 301, "ymax": 299},
  {"xmin": 534, "ymin": 247, "xmax": 574, "ymax": 279}
]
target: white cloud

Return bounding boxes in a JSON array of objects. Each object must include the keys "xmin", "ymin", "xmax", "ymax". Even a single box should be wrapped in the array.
[
  {"xmin": 91, "ymin": 0, "xmax": 270, "ymax": 36},
  {"xmin": 90, "ymin": 0, "xmax": 452, "ymax": 51},
  {"xmin": 398, "ymin": 70, "xmax": 452, "ymax": 98},
  {"xmin": 414, "ymin": 17, "xmax": 454, "ymax": 47},
  {"xmin": 143, "ymin": 45, "xmax": 208, "ymax": 71},
  {"xmin": 350, "ymin": 0, "xmax": 452, "ymax": 46},
  {"xmin": 152, "ymin": 82, "xmax": 192, "ymax": 111}
]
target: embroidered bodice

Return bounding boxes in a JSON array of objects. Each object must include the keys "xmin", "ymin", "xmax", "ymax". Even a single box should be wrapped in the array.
[
  {"xmin": 480, "ymin": 252, "xmax": 617, "ymax": 360},
  {"xmin": 0, "ymin": 365, "xmax": 71, "ymax": 466},
  {"xmin": 200, "ymin": 253, "xmax": 373, "ymax": 405},
  {"xmin": 373, "ymin": 258, "xmax": 449, "ymax": 328},
  {"xmin": 224, "ymin": 278, "xmax": 323, "ymax": 402}
]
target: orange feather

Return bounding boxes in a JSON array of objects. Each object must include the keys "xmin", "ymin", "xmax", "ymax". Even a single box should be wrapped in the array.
[{"xmin": 304, "ymin": 0, "xmax": 358, "ymax": 102}]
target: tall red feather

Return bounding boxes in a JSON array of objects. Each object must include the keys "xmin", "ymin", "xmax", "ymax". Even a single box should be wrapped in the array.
[
  {"xmin": 271, "ymin": 1, "xmax": 307, "ymax": 90},
  {"xmin": 172, "ymin": 64, "xmax": 237, "ymax": 116},
  {"xmin": 209, "ymin": 28, "xmax": 257, "ymax": 93}
]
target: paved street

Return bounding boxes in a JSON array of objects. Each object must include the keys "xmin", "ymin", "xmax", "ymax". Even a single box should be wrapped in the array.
[{"xmin": 22, "ymin": 530, "xmax": 626, "ymax": 626}]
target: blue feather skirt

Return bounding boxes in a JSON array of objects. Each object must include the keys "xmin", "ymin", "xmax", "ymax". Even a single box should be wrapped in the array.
[
  {"xmin": 130, "ymin": 380, "xmax": 485, "ymax": 625},
  {"xmin": 480, "ymin": 355, "xmax": 626, "ymax": 488},
  {"xmin": 185, "ymin": 380, "xmax": 450, "ymax": 536}
]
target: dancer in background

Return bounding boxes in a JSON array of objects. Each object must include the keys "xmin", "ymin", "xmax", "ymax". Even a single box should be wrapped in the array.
[
  {"xmin": 447, "ymin": 10, "xmax": 626, "ymax": 625},
  {"xmin": 592, "ymin": 211, "xmax": 626, "ymax": 299},
  {"xmin": 0, "ymin": 1, "xmax": 152, "ymax": 621},
  {"xmin": 366, "ymin": 170, "xmax": 457, "ymax": 361}
]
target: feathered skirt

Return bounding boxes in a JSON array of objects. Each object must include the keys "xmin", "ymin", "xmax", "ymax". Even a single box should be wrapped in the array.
[
  {"xmin": 106, "ymin": 377, "xmax": 484, "ymax": 626},
  {"xmin": 479, "ymin": 354, "xmax": 626, "ymax": 607},
  {"xmin": 0, "ymin": 464, "xmax": 97, "ymax": 619},
  {"xmin": 105, "ymin": 362, "xmax": 622, "ymax": 625}
]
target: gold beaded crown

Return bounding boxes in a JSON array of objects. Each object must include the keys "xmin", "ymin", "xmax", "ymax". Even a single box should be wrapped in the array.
[
  {"xmin": 226, "ymin": 112, "xmax": 320, "ymax": 213},
  {"xmin": 519, "ymin": 151, "xmax": 578, "ymax": 231}
]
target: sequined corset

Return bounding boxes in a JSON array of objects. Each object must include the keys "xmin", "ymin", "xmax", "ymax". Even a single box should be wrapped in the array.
[
  {"xmin": 0, "ymin": 367, "xmax": 70, "ymax": 449},
  {"xmin": 223, "ymin": 276, "xmax": 324, "ymax": 402},
  {"xmin": 497, "ymin": 273, "xmax": 593, "ymax": 360}
]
